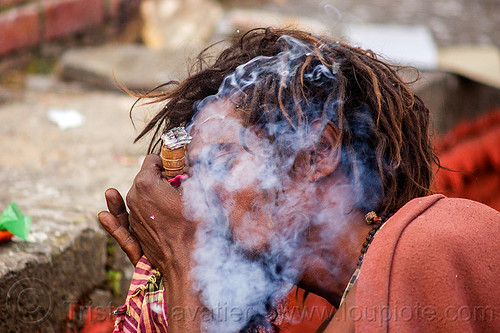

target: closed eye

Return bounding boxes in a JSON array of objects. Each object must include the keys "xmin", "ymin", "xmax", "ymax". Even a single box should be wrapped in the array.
[
  {"xmin": 187, "ymin": 143, "xmax": 238, "ymax": 175},
  {"xmin": 211, "ymin": 152, "xmax": 236, "ymax": 175}
]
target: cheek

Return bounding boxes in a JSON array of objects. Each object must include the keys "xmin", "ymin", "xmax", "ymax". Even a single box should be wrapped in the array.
[
  {"xmin": 272, "ymin": 180, "xmax": 316, "ymax": 235},
  {"xmin": 212, "ymin": 151, "xmax": 280, "ymax": 252},
  {"xmin": 218, "ymin": 187, "xmax": 275, "ymax": 252}
]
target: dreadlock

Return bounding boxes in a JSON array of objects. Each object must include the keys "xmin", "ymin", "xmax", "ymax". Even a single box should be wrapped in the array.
[{"xmin": 130, "ymin": 27, "xmax": 436, "ymax": 220}]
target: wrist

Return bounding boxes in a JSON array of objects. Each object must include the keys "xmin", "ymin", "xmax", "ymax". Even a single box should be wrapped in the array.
[
  {"xmin": 161, "ymin": 262, "xmax": 207, "ymax": 333},
  {"xmin": 159, "ymin": 245, "xmax": 193, "ymax": 278},
  {"xmin": 159, "ymin": 250, "xmax": 196, "ymax": 302}
]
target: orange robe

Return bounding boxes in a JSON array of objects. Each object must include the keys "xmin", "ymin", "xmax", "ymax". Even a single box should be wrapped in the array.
[{"xmin": 355, "ymin": 194, "xmax": 500, "ymax": 332}]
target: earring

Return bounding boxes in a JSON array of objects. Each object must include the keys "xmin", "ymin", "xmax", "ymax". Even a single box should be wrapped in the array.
[{"xmin": 365, "ymin": 211, "xmax": 380, "ymax": 225}]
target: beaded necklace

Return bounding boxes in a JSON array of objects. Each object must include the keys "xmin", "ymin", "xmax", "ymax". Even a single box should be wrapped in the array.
[{"xmin": 339, "ymin": 211, "xmax": 384, "ymax": 306}]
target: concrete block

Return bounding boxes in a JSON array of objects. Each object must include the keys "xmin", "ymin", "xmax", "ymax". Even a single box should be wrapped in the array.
[
  {"xmin": 56, "ymin": 44, "xmax": 189, "ymax": 91},
  {"xmin": 141, "ymin": 0, "xmax": 223, "ymax": 51},
  {"xmin": 0, "ymin": 222, "xmax": 107, "ymax": 332},
  {"xmin": 0, "ymin": 88, "xmax": 143, "ymax": 330}
]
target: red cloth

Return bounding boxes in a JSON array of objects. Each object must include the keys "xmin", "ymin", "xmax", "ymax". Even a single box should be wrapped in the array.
[
  {"xmin": 279, "ymin": 287, "xmax": 334, "ymax": 332},
  {"xmin": 113, "ymin": 257, "xmax": 168, "ymax": 333},
  {"xmin": 434, "ymin": 109, "xmax": 500, "ymax": 211},
  {"xmin": 355, "ymin": 194, "xmax": 500, "ymax": 332}
]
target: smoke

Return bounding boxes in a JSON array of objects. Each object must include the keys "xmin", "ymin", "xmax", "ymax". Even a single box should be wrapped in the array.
[
  {"xmin": 182, "ymin": 109, "xmax": 296, "ymax": 332},
  {"xmin": 180, "ymin": 35, "xmax": 379, "ymax": 332}
]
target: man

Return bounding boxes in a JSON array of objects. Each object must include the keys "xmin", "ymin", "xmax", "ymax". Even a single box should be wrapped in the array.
[{"xmin": 99, "ymin": 28, "xmax": 500, "ymax": 332}]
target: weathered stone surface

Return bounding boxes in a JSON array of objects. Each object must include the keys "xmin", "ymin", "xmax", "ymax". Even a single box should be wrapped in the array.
[
  {"xmin": 221, "ymin": 8, "xmax": 332, "ymax": 37},
  {"xmin": 251, "ymin": 0, "xmax": 500, "ymax": 47},
  {"xmin": 89, "ymin": 288, "xmax": 113, "ymax": 307},
  {"xmin": 401, "ymin": 69, "xmax": 500, "ymax": 134},
  {"xmin": 0, "ymin": 86, "xmax": 144, "ymax": 331},
  {"xmin": 56, "ymin": 44, "xmax": 191, "ymax": 91},
  {"xmin": 0, "ymin": 228, "xmax": 106, "ymax": 332},
  {"xmin": 0, "ymin": 86, "xmax": 22, "ymax": 104}
]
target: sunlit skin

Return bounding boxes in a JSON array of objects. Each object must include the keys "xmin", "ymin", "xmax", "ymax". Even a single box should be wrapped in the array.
[
  {"xmin": 186, "ymin": 100, "xmax": 277, "ymax": 252},
  {"xmin": 99, "ymin": 98, "xmax": 373, "ymax": 332}
]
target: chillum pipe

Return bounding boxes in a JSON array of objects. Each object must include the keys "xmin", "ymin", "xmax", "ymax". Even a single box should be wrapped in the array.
[
  {"xmin": 160, "ymin": 127, "xmax": 192, "ymax": 180},
  {"xmin": 161, "ymin": 145, "xmax": 186, "ymax": 180}
]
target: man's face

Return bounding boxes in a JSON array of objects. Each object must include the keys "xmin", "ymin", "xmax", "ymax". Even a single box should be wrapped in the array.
[
  {"xmin": 182, "ymin": 97, "xmax": 323, "ymax": 333},
  {"xmin": 181, "ymin": 97, "xmax": 353, "ymax": 332},
  {"xmin": 184, "ymin": 98, "xmax": 280, "ymax": 253}
]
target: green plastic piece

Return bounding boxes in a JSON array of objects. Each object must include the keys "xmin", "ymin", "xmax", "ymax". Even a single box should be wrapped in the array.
[{"xmin": 0, "ymin": 202, "xmax": 31, "ymax": 240}]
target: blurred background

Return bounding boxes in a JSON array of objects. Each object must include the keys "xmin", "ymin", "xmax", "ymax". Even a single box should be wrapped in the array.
[{"xmin": 0, "ymin": 0, "xmax": 499, "ymax": 331}]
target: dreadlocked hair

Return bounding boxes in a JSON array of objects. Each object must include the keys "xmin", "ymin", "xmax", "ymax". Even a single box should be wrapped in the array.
[{"xmin": 130, "ymin": 27, "xmax": 436, "ymax": 220}]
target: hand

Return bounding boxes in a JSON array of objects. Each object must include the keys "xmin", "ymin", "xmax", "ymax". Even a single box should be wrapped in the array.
[
  {"xmin": 98, "ymin": 188, "xmax": 143, "ymax": 265},
  {"xmin": 101, "ymin": 155, "xmax": 204, "ymax": 333},
  {"xmin": 125, "ymin": 154, "xmax": 196, "ymax": 276}
]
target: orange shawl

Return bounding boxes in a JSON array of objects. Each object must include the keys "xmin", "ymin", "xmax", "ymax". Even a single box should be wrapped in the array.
[{"xmin": 355, "ymin": 194, "xmax": 500, "ymax": 332}]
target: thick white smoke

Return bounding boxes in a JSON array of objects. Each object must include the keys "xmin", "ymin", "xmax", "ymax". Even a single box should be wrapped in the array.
[{"xmin": 180, "ymin": 35, "xmax": 369, "ymax": 332}]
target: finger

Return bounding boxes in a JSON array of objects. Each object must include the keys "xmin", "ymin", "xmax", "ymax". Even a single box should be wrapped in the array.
[
  {"xmin": 138, "ymin": 154, "xmax": 164, "ymax": 178},
  {"xmin": 105, "ymin": 188, "xmax": 129, "ymax": 229},
  {"xmin": 127, "ymin": 209, "xmax": 151, "ymax": 240},
  {"xmin": 98, "ymin": 211, "xmax": 143, "ymax": 265},
  {"xmin": 127, "ymin": 216, "xmax": 162, "ymax": 270}
]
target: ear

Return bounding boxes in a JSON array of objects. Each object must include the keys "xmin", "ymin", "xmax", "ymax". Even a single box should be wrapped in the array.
[{"xmin": 292, "ymin": 119, "xmax": 341, "ymax": 182}]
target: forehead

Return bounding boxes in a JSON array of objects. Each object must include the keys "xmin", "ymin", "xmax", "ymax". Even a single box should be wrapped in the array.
[
  {"xmin": 188, "ymin": 98, "xmax": 244, "ymax": 155},
  {"xmin": 192, "ymin": 98, "xmax": 240, "ymax": 127}
]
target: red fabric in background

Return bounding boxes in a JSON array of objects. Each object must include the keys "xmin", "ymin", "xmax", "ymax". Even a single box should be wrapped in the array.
[
  {"xmin": 278, "ymin": 287, "xmax": 334, "ymax": 332},
  {"xmin": 434, "ymin": 109, "xmax": 500, "ymax": 211},
  {"xmin": 65, "ymin": 303, "xmax": 116, "ymax": 333}
]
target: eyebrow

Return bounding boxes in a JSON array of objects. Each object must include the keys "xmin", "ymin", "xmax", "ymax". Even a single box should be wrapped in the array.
[{"xmin": 187, "ymin": 142, "xmax": 239, "ymax": 166}]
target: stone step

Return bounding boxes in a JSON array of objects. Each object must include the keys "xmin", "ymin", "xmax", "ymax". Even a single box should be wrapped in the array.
[
  {"xmin": 0, "ymin": 87, "xmax": 144, "ymax": 331},
  {"xmin": 56, "ymin": 44, "xmax": 192, "ymax": 92}
]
